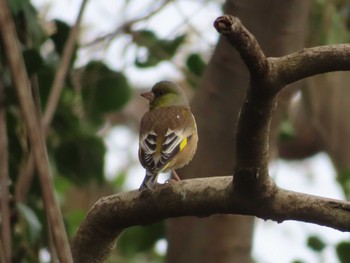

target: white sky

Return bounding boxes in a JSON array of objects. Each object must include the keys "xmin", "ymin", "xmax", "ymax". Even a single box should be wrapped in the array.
[{"xmin": 31, "ymin": 0, "xmax": 349, "ymax": 262}]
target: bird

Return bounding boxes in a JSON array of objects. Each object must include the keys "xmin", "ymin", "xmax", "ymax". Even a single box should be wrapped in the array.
[{"xmin": 138, "ymin": 81, "xmax": 198, "ymax": 191}]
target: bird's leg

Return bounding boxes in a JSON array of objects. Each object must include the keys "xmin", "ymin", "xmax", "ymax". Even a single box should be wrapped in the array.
[
  {"xmin": 165, "ymin": 170, "xmax": 182, "ymax": 185},
  {"xmin": 171, "ymin": 169, "xmax": 181, "ymax": 181}
]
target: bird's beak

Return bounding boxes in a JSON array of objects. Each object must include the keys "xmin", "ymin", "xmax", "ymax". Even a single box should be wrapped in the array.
[{"xmin": 140, "ymin": 90, "xmax": 155, "ymax": 101}]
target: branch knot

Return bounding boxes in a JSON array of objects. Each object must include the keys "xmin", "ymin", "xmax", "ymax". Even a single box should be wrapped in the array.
[{"xmin": 214, "ymin": 15, "xmax": 241, "ymax": 35}]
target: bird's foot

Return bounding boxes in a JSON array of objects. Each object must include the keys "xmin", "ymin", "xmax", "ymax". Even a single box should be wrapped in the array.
[{"xmin": 164, "ymin": 178, "xmax": 178, "ymax": 184}]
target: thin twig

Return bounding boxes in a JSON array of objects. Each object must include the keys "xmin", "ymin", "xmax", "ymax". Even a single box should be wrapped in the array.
[
  {"xmin": 15, "ymin": 0, "xmax": 89, "ymax": 203},
  {"xmin": 43, "ymin": 0, "xmax": 89, "ymax": 130},
  {"xmin": 82, "ymin": 0, "xmax": 172, "ymax": 47},
  {"xmin": 0, "ymin": 1, "xmax": 73, "ymax": 262},
  {"xmin": 15, "ymin": 154, "xmax": 35, "ymax": 202},
  {"xmin": 0, "ymin": 69, "xmax": 11, "ymax": 262}
]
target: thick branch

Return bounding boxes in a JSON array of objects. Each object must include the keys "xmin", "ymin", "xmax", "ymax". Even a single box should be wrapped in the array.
[
  {"xmin": 272, "ymin": 44, "xmax": 350, "ymax": 87},
  {"xmin": 72, "ymin": 15, "xmax": 350, "ymax": 262},
  {"xmin": 214, "ymin": 15, "xmax": 277, "ymax": 193},
  {"xmin": 213, "ymin": 16, "xmax": 350, "ymax": 196},
  {"xmin": 72, "ymin": 177, "xmax": 350, "ymax": 262}
]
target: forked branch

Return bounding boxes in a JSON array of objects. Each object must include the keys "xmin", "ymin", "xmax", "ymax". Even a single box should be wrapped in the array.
[{"xmin": 71, "ymin": 15, "xmax": 350, "ymax": 263}]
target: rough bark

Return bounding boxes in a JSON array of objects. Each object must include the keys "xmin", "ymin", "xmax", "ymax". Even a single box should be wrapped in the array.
[
  {"xmin": 72, "ymin": 177, "xmax": 350, "ymax": 263},
  {"xmin": 167, "ymin": 1, "xmax": 311, "ymax": 262},
  {"xmin": 71, "ymin": 9, "xmax": 350, "ymax": 263}
]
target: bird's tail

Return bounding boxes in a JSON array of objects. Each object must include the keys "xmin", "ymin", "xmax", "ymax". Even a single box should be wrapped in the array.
[{"xmin": 139, "ymin": 172, "xmax": 159, "ymax": 191}]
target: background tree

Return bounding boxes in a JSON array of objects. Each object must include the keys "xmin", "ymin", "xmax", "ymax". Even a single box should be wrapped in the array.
[{"xmin": 1, "ymin": 0, "xmax": 350, "ymax": 262}]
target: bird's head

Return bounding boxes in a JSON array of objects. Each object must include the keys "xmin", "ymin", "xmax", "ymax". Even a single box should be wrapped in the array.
[{"xmin": 141, "ymin": 81, "xmax": 189, "ymax": 110}]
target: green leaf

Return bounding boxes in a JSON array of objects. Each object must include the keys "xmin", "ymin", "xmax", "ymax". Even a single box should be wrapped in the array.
[
  {"xmin": 8, "ymin": 0, "xmax": 26, "ymax": 15},
  {"xmin": 133, "ymin": 30, "xmax": 159, "ymax": 49},
  {"xmin": 50, "ymin": 20, "xmax": 77, "ymax": 67},
  {"xmin": 23, "ymin": 49, "xmax": 43, "ymax": 76},
  {"xmin": 51, "ymin": 20, "xmax": 71, "ymax": 55},
  {"xmin": 133, "ymin": 30, "xmax": 186, "ymax": 68},
  {"xmin": 81, "ymin": 61, "xmax": 131, "ymax": 121},
  {"xmin": 336, "ymin": 241, "xmax": 350, "ymax": 263},
  {"xmin": 118, "ymin": 222, "xmax": 164, "ymax": 257},
  {"xmin": 51, "ymin": 100, "xmax": 81, "ymax": 139},
  {"xmin": 279, "ymin": 118, "xmax": 295, "ymax": 142},
  {"xmin": 6, "ymin": 110, "xmax": 24, "ymax": 179},
  {"xmin": 307, "ymin": 235, "xmax": 326, "ymax": 252},
  {"xmin": 159, "ymin": 34, "xmax": 186, "ymax": 57},
  {"xmin": 337, "ymin": 170, "xmax": 350, "ymax": 196},
  {"xmin": 54, "ymin": 134, "xmax": 106, "ymax": 185},
  {"xmin": 17, "ymin": 203, "xmax": 42, "ymax": 243},
  {"xmin": 37, "ymin": 65, "xmax": 55, "ymax": 109},
  {"xmin": 135, "ymin": 52, "xmax": 161, "ymax": 68},
  {"xmin": 19, "ymin": 0, "xmax": 46, "ymax": 46},
  {"xmin": 186, "ymin": 53, "xmax": 206, "ymax": 77}
]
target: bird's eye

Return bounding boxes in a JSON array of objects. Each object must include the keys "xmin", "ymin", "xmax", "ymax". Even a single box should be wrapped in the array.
[{"xmin": 154, "ymin": 89, "xmax": 164, "ymax": 96}]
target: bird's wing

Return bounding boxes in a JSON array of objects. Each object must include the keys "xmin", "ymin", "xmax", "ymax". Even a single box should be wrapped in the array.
[
  {"xmin": 139, "ymin": 127, "xmax": 193, "ymax": 174},
  {"xmin": 139, "ymin": 107, "xmax": 195, "ymax": 174}
]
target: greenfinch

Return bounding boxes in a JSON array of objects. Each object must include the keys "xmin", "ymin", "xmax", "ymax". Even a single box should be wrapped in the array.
[{"xmin": 138, "ymin": 81, "xmax": 198, "ymax": 190}]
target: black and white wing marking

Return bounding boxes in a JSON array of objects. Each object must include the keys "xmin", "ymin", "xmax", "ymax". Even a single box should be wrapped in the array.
[
  {"xmin": 139, "ymin": 131, "xmax": 157, "ymax": 173},
  {"xmin": 155, "ymin": 129, "xmax": 181, "ymax": 171},
  {"xmin": 140, "ymin": 128, "xmax": 192, "ymax": 173}
]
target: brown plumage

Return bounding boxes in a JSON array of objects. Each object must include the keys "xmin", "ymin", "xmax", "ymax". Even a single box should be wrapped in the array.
[{"xmin": 138, "ymin": 81, "xmax": 198, "ymax": 190}]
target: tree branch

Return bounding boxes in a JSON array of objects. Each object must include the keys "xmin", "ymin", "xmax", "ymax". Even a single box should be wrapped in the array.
[
  {"xmin": 0, "ymin": 1, "xmax": 73, "ymax": 262},
  {"xmin": 0, "ymin": 68, "xmax": 11, "ymax": 262},
  {"xmin": 81, "ymin": 0, "xmax": 172, "ymax": 47},
  {"xmin": 72, "ymin": 177, "xmax": 350, "ymax": 262},
  {"xmin": 15, "ymin": 0, "xmax": 89, "ymax": 203},
  {"xmin": 272, "ymin": 44, "xmax": 350, "ymax": 87},
  {"xmin": 214, "ymin": 15, "xmax": 277, "ymax": 195},
  {"xmin": 213, "ymin": 16, "xmax": 268, "ymax": 80},
  {"xmin": 43, "ymin": 0, "xmax": 89, "ymax": 130},
  {"xmin": 72, "ymin": 15, "xmax": 350, "ymax": 263}
]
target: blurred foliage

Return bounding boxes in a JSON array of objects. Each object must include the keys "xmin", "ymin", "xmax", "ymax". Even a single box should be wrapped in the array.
[
  {"xmin": 118, "ymin": 222, "xmax": 165, "ymax": 258},
  {"xmin": 54, "ymin": 134, "xmax": 106, "ymax": 185},
  {"xmin": 2, "ymin": 0, "xmax": 135, "ymax": 260},
  {"xmin": 81, "ymin": 61, "xmax": 132, "ymax": 124},
  {"xmin": 337, "ymin": 169, "xmax": 350, "ymax": 196},
  {"xmin": 307, "ymin": 235, "xmax": 326, "ymax": 252},
  {"xmin": 279, "ymin": 116, "xmax": 295, "ymax": 142},
  {"xmin": 133, "ymin": 30, "xmax": 186, "ymax": 68},
  {"xmin": 186, "ymin": 53, "xmax": 207, "ymax": 88},
  {"xmin": 336, "ymin": 241, "xmax": 350, "ymax": 263},
  {"xmin": 309, "ymin": 0, "xmax": 350, "ymax": 45}
]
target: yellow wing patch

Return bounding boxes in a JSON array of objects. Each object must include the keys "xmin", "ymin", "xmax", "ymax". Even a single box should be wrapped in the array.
[{"xmin": 179, "ymin": 137, "xmax": 187, "ymax": 151}]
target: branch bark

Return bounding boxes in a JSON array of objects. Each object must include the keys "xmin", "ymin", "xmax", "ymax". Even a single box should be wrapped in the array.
[
  {"xmin": 0, "ymin": 1, "xmax": 73, "ymax": 262},
  {"xmin": 71, "ymin": 15, "xmax": 350, "ymax": 263},
  {"xmin": 72, "ymin": 177, "xmax": 350, "ymax": 262},
  {"xmin": 42, "ymin": 0, "xmax": 89, "ymax": 130},
  {"xmin": 0, "ymin": 68, "xmax": 11, "ymax": 262},
  {"xmin": 273, "ymin": 45, "xmax": 350, "ymax": 87}
]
